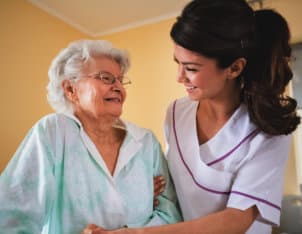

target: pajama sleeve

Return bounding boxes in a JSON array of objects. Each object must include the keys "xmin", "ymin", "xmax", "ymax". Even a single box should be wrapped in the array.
[
  {"xmin": 144, "ymin": 134, "xmax": 182, "ymax": 227},
  {"xmin": 0, "ymin": 118, "xmax": 56, "ymax": 234}
]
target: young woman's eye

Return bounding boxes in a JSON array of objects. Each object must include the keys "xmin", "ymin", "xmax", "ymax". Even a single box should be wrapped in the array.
[{"xmin": 185, "ymin": 67, "xmax": 198, "ymax": 72}]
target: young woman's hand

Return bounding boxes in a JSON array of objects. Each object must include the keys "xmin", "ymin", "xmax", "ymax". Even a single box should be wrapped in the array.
[
  {"xmin": 82, "ymin": 224, "xmax": 106, "ymax": 234},
  {"xmin": 82, "ymin": 224, "xmax": 127, "ymax": 234},
  {"xmin": 153, "ymin": 175, "xmax": 165, "ymax": 207}
]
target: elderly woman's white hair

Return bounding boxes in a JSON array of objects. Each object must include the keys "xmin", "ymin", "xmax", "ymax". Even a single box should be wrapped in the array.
[{"xmin": 47, "ymin": 39, "xmax": 130, "ymax": 114}]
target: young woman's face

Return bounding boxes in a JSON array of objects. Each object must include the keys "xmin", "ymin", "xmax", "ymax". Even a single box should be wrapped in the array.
[
  {"xmin": 173, "ymin": 44, "xmax": 234, "ymax": 102},
  {"xmin": 70, "ymin": 56, "xmax": 126, "ymax": 120}
]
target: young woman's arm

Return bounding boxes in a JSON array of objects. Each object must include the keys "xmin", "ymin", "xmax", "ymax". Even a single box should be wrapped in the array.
[
  {"xmin": 126, "ymin": 206, "xmax": 258, "ymax": 234},
  {"xmin": 83, "ymin": 206, "xmax": 258, "ymax": 234}
]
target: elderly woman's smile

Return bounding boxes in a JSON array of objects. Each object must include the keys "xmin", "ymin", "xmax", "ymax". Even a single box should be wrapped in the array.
[
  {"xmin": 103, "ymin": 93, "xmax": 123, "ymax": 103},
  {"xmin": 104, "ymin": 97, "xmax": 122, "ymax": 102}
]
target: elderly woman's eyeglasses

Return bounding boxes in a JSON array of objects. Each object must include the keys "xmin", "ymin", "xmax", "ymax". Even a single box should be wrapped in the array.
[{"xmin": 78, "ymin": 72, "xmax": 131, "ymax": 86}]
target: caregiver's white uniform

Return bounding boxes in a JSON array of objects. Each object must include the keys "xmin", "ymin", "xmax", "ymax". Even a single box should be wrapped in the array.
[{"xmin": 164, "ymin": 96, "xmax": 291, "ymax": 234}]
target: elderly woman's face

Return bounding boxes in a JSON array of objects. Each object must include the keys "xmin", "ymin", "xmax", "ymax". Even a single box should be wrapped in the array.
[{"xmin": 67, "ymin": 56, "xmax": 126, "ymax": 120}]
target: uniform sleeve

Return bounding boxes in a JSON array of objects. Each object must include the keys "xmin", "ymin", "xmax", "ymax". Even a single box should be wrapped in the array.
[
  {"xmin": 227, "ymin": 134, "xmax": 291, "ymax": 226},
  {"xmin": 0, "ymin": 120, "xmax": 56, "ymax": 234},
  {"xmin": 144, "ymin": 134, "xmax": 182, "ymax": 227}
]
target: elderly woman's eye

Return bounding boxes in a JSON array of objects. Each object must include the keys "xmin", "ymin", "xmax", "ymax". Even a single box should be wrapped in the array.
[
  {"xmin": 99, "ymin": 74, "xmax": 114, "ymax": 83},
  {"xmin": 102, "ymin": 76, "xmax": 112, "ymax": 81}
]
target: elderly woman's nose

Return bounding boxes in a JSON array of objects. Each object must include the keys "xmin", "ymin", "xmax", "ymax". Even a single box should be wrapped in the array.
[{"xmin": 112, "ymin": 87, "xmax": 121, "ymax": 93}]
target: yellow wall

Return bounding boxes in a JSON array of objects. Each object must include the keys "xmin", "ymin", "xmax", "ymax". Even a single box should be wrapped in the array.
[
  {"xmin": 0, "ymin": 0, "xmax": 301, "ymax": 196},
  {"xmin": 0, "ymin": 0, "xmax": 88, "ymax": 171}
]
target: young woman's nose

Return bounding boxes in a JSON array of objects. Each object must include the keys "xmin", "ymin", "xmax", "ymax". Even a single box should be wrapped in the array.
[{"xmin": 177, "ymin": 65, "xmax": 186, "ymax": 83}]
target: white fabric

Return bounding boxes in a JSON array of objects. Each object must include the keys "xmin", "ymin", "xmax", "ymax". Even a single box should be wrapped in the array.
[{"xmin": 164, "ymin": 96, "xmax": 291, "ymax": 234}]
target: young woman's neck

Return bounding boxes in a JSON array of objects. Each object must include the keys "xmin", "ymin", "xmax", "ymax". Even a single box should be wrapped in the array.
[
  {"xmin": 196, "ymin": 87, "xmax": 241, "ymax": 144},
  {"xmin": 197, "ymin": 86, "xmax": 241, "ymax": 121}
]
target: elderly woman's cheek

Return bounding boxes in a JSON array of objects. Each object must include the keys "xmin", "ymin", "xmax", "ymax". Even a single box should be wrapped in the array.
[{"xmin": 80, "ymin": 86, "xmax": 99, "ymax": 107}]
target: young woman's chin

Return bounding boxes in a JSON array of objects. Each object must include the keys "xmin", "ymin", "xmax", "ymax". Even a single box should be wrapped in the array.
[{"xmin": 187, "ymin": 91, "xmax": 202, "ymax": 101}]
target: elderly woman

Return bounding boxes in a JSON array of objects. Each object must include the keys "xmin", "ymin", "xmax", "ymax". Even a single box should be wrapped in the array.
[{"xmin": 0, "ymin": 40, "xmax": 181, "ymax": 234}]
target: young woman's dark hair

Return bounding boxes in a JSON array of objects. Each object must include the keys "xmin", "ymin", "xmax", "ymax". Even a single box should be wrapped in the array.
[{"xmin": 170, "ymin": 0, "xmax": 300, "ymax": 135}]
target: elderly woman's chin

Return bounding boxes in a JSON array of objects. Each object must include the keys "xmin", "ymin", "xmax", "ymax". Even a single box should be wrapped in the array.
[
  {"xmin": 104, "ymin": 102, "xmax": 124, "ymax": 118},
  {"xmin": 111, "ymin": 108, "xmax": 123, "ymax": 118}
]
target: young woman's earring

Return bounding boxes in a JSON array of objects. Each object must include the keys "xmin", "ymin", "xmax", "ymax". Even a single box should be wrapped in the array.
[{"xmin": 240, "ymin": 76, "xmax": 245, "ymax": 90}]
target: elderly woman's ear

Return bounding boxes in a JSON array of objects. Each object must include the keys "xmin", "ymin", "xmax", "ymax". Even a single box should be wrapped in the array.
[{"xmin": 62, "ymin": 79, "xmax": 77, "ymax": 102}]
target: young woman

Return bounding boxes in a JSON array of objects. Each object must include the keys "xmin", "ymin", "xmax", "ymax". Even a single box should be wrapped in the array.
[{"xmin": 83, "ymin": 0, "xmax": 300, "ymax": 233}]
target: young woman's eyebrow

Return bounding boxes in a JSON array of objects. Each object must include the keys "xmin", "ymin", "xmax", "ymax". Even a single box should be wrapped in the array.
[{"xmin": 173, "ymin": 56, "xmax": 202, "ymax": 66}]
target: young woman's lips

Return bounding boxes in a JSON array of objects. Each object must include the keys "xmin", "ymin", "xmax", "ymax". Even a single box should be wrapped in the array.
[{"xmin": 185, "ymin": 85, "xmax": 196, "ymax": 92}]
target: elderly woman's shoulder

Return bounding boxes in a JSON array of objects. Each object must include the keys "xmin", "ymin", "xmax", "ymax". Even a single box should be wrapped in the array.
[
  {"xmin": 124, "ymin": 120, "xmax": 159, "ymax": 143},
  {"xmin": 33, "ymin": 113, "xmax": 77, "ymax": 131}
]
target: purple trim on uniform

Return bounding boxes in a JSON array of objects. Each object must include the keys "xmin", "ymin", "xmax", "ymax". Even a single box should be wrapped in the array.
[
  {"xmin": 207, "ymin": 129, "xmax": 259, "ymax": 166},
  {"xmin": 172, "ymin": 100, "xmax": 281, "ymax": 211},
  {"xmin": 172, "ymin": 100, "xmax": 230, "ymax": 195},
  {"xmin": 231, "ymin": 191, "xmax": 281, "ymax": 210}
]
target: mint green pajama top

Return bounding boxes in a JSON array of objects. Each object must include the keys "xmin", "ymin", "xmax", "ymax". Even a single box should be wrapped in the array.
[{"xmin": 0, "ymin": 113, "xmax": 181, "ymax": 234}]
